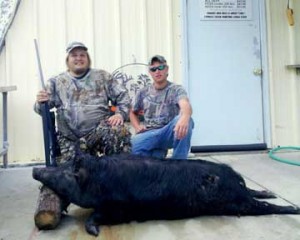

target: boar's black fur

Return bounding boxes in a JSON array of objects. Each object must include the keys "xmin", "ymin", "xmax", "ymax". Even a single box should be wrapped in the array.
[{"xmin": 32, "ymin": 152, "xmax": 300, "ymax": 236}]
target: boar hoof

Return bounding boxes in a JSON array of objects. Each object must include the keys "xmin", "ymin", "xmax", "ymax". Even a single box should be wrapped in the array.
[{"xmin": 85, "ymin": 223, "xmax": 99, "ymax": 236}]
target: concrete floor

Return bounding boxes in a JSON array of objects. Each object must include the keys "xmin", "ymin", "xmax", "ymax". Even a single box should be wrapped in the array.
[{"xmin": 1, "ymin": 151, "xmax": 300, "ymax": 240}]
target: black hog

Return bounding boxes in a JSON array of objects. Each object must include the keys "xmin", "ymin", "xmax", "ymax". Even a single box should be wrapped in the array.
[{"xmin": 32, "ymin": 153, "xmax": 300, "ymax": 236}]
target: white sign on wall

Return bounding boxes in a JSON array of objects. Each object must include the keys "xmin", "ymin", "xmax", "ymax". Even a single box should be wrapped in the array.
[{"xmin": 200, "ymin": 0, "xmax": 252, "ymax": 21}]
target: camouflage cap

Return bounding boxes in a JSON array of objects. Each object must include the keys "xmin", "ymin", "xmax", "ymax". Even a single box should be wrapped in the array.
[
  {"xmin": 148, "ymin": 55, "xmax": 167, "ymax": 65},
  {"xmin": 66, "ymin": 41, "xmax": 88, "ymax": 54}
]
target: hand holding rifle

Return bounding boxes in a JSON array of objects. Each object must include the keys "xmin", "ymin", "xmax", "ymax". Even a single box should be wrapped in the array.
[{"xmin": 36, "ymin": 90, "xmax": 49, "ymax": 103}]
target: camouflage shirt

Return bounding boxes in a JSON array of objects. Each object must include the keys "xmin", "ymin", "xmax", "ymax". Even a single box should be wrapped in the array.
[
  {"xmin": 34, "ymin": 68, "xmax": 130, "ymax": 138},
  {"xmin": 132, "ymin": 81, "xmax": 188, "ymax": 129}
]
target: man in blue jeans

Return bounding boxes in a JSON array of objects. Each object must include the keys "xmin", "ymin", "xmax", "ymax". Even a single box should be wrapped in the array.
[{"xmin": 129, "ymin": 55, "xmax": 194, "ymax": 159}]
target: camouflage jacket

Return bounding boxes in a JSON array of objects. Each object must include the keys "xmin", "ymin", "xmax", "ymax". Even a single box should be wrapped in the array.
[
  {"xmin": 34, "ymin": 68, "xmax": 130, "ymax": 139},
  {"xmin": 131, "ymin": 81, "xmax": 188, "ymax": 129}
]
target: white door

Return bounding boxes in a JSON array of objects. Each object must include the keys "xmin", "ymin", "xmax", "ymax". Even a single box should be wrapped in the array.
[{"xmin": 186, "ymin": 0, "xmax": 265, "ymax": 151}]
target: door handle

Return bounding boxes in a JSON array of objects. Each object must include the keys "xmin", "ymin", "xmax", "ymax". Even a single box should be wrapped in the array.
[{"xmin": 253, "ymin": 68, "xmax": 263, "ymax": 76}]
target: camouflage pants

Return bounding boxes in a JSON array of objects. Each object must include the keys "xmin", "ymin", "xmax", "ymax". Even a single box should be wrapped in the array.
[{"xmin": 56, "ymin": 121, "xmax": 131, "ymax": 164}]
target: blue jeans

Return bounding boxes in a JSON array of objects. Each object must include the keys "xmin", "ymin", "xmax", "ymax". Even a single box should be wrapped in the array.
[{"xmin": 131, "ymin": 116, "xmax": 194, "ymax": 159}]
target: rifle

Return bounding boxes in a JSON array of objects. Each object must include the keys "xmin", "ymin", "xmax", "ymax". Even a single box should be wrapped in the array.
[{"xmin": 34, "ymin": 39, "xmax": 57, "ymax": 167}]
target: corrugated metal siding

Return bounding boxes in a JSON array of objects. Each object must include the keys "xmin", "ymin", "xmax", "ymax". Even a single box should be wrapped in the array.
[
  {"xmin": 0, "ymin": 0, "xmax": 182, "ymax": 163},
  {"xmin": 266, "ymin": 0, "xmax": 300, "ymax": 146}
]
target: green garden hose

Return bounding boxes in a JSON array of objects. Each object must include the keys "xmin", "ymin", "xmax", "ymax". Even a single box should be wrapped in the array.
[{"xmin": 268, "ymin": 146, "xmax": 300, "ymax": 166}]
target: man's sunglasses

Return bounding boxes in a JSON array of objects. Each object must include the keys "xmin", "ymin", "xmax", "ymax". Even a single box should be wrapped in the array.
[{"xmin": 149, "ymin": 65, "xmax": 167, "ymax": 72}]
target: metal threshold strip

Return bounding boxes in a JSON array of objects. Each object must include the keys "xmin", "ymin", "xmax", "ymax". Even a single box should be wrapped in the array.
[{"xmin": 191, "ymin": 143, "xmax": 267, "ymax": 153}]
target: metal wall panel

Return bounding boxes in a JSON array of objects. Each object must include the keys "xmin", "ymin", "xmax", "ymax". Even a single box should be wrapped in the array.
[{"xmin": 266, "ymin": 0, "xmax": 300, "ymax": 146}]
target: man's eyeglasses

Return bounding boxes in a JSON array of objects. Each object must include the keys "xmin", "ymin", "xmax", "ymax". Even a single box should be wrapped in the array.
[{"xmin": 149, "ymin": 65, "xmax": 167, "ymax": 72}]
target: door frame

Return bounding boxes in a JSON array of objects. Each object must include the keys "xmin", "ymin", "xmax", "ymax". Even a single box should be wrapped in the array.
[{"xmin": 180, "ymin": 0, "xmax": 271, "ymax": 148}]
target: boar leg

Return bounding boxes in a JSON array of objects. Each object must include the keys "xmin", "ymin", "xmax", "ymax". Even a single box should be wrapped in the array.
[
  {"xmin": 248, "ymin": 189, "xmax": 276, "ymax": 199},
  {"xmin": 85, "ymin": 211, "xmax": 103, "ymax": 236}
]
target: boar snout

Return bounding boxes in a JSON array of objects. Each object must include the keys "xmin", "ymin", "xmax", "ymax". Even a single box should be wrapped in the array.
[{"xmin": 32, "ymin": 166, "xmax": 44, "ymax": 180}]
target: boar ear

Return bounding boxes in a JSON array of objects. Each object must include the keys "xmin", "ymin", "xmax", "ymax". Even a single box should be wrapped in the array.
[
  {"xmin": 74, "ymin": 168, "xmax": 88, "ymax": 187},
  {"xmin": 74, "ymin": 151, "xmax": 84, "ymax": 172}
]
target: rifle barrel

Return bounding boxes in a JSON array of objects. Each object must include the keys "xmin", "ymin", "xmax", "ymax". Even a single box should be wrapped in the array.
[{"xmin": 34, "ymin": 39, "xmax": 46, "ymax": 89}]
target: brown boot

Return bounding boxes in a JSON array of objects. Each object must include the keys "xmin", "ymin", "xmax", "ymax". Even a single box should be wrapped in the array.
[{"xmin": 34, "ymin": 185, "xmax": 67, "ymax": 230}]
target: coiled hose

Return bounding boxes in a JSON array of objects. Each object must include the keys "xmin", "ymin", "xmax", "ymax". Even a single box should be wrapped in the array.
[{"xmin": 268, "ymin": 146, "xmax": 300, "ymax": 166}]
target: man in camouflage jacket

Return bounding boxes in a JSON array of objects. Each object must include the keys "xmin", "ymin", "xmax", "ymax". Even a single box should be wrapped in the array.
[{"xmin": 34, "ymin": 41, "xmax": 131, "ymax": 163}]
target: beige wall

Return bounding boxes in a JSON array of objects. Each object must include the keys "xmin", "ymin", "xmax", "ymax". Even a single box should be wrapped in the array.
[
  {"xmin": 266, "ymin": 0, "xmax": 300, "ymax": 146},
  {"xmin": 1, "ymin": 0, "xmax": 300, "ymax": 164}
]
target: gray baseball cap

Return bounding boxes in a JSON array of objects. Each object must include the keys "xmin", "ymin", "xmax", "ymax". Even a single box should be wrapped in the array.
[
  {"xmin": 148, "ymin": 55, "xmax": 167, "ymax": 65},
  {"xmin": 66, "ymin": 41, "xmax": 88, "ymax": 54}
]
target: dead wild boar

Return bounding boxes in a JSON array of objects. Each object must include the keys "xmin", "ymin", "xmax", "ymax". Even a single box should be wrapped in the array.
[{"xmin": 32, "ymin": 153, "xmax": 300, "ymax": 236}]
